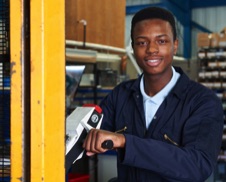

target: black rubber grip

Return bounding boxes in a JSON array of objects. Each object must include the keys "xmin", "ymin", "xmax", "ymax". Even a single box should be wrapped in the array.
[{"xmin": 101, "ymin": 140, "xmax": 113, "ymax": 149}]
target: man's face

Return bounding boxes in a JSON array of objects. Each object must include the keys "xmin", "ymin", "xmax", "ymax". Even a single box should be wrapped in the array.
[{"xmin": 132, "ymin": 18, "xmax": 178, "ymax": 77}]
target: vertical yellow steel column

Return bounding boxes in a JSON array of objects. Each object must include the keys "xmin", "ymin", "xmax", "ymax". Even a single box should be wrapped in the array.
[
  {"xmin": 10, "ymin": 0, "xmax": 23, "ymax": 181},
  {"xmin": 10, "ymin": 0, "xmax": 65, "ymax": 181},
  {"xmin": 30, "ymin": 0, "xmax": 65, "ymax": 181}
]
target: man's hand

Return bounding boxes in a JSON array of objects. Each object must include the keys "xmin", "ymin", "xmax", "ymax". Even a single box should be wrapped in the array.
[{"xmin": 82, "ymin": 129, "xmax": 125, "ymax": 156}]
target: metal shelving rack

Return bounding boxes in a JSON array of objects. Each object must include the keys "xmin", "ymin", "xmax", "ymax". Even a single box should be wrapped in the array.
[
  {"xmin": 197, "ymin": 47, "xmax": 226, "ymax": 181},
  {"xmin": 0, "ymin": 0, "xmax": 10, "ymax": 181}
]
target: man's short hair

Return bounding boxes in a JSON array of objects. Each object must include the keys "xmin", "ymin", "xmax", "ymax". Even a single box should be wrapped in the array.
[{"xmin": 131, "ymin": 7, "xmax": 177, "ymax": 45}]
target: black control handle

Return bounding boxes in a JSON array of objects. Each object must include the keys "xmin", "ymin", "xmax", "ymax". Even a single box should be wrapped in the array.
[{"xmin": 101, "ymin": 140, "xmax": 113, "ymax": 149}]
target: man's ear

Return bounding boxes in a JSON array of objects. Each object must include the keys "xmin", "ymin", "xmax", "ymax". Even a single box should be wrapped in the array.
[{"xmin": 173, "ymin": 39, "xmax": 179, "ymax": 55}]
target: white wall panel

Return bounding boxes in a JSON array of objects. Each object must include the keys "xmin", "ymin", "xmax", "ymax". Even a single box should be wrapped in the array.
[
  {"xmin": 192, "ymin": 7, "xmax": 226, "ymax": 32},
  {"xmin": 191, "ymin": 6, "xmax": 226, "ymax": 58}
]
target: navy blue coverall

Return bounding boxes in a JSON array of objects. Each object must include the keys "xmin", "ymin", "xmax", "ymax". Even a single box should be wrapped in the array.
[{"xmin": 100, "ymin": 67, "xmax": 224, "ymax": 182}]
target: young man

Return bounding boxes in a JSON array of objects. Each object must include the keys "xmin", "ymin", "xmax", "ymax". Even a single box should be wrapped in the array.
[{"xmin": 83, "ymin": 7, "xmax": 224, "ymax": 182}]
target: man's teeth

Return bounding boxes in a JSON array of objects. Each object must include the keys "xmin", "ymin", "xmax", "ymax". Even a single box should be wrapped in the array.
[{"xmin": 148, "ymin": 59, "xmax": 158, "ymax": 63}]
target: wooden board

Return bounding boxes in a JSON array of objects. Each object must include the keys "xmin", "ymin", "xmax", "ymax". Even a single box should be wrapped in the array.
[{"xmin": 66, "ymin": 0, "xmax": 125, "ymax": 48}]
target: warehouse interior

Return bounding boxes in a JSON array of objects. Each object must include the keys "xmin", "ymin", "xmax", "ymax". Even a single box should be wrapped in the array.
[{"xmin": 1, "ymin": 0, "xmax": 226, "ymax": 181}]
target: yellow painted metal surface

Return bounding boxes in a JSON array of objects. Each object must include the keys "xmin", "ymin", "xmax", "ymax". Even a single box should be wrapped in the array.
[
  {"xmin": 30, "ymin": 0, "xmax": 65, "ymax": 181},
  {"xmin": 10, "ymin": 0, "xmax": 23, "ymax": 181}
]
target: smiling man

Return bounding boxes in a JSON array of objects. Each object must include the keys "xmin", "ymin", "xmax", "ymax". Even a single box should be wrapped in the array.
[{"xmin": 83, "ymin": 7, "xmax": 224, "ymax": 182}]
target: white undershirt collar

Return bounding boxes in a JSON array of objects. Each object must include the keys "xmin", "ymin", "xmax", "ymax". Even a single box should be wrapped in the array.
[{"xmin": 140, "ymin": 67, "xmax": 180, "ymax": 128}]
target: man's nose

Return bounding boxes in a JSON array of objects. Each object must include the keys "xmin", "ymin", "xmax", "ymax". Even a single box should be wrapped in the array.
[{"xmin": 146, "ymin": 42, "xmax": 159, "ymax": 54}]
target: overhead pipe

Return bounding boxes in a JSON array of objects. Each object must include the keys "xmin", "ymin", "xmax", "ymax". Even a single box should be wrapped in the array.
[
  {"xmin": 66, "ymin": 40, "xmax": 142, "ymax": 74},
  {"xmin": 66, "ymin": 40, "xmax": 126, "ymax": 54}
]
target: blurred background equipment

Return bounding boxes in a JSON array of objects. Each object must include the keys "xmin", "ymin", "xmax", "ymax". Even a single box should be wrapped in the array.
[{"xmin": 0, "ymin": 0, "xmax": 10, "ymax": 181}]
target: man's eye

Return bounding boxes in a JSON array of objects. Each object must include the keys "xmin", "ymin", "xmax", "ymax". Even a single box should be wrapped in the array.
[
  {"xmin": 158, "ymin": 40, "xmax": 167, "ymax": 44},
  {"xmin": 136, "ymin": 41, "xmax": 148, "ymax": 46}
]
